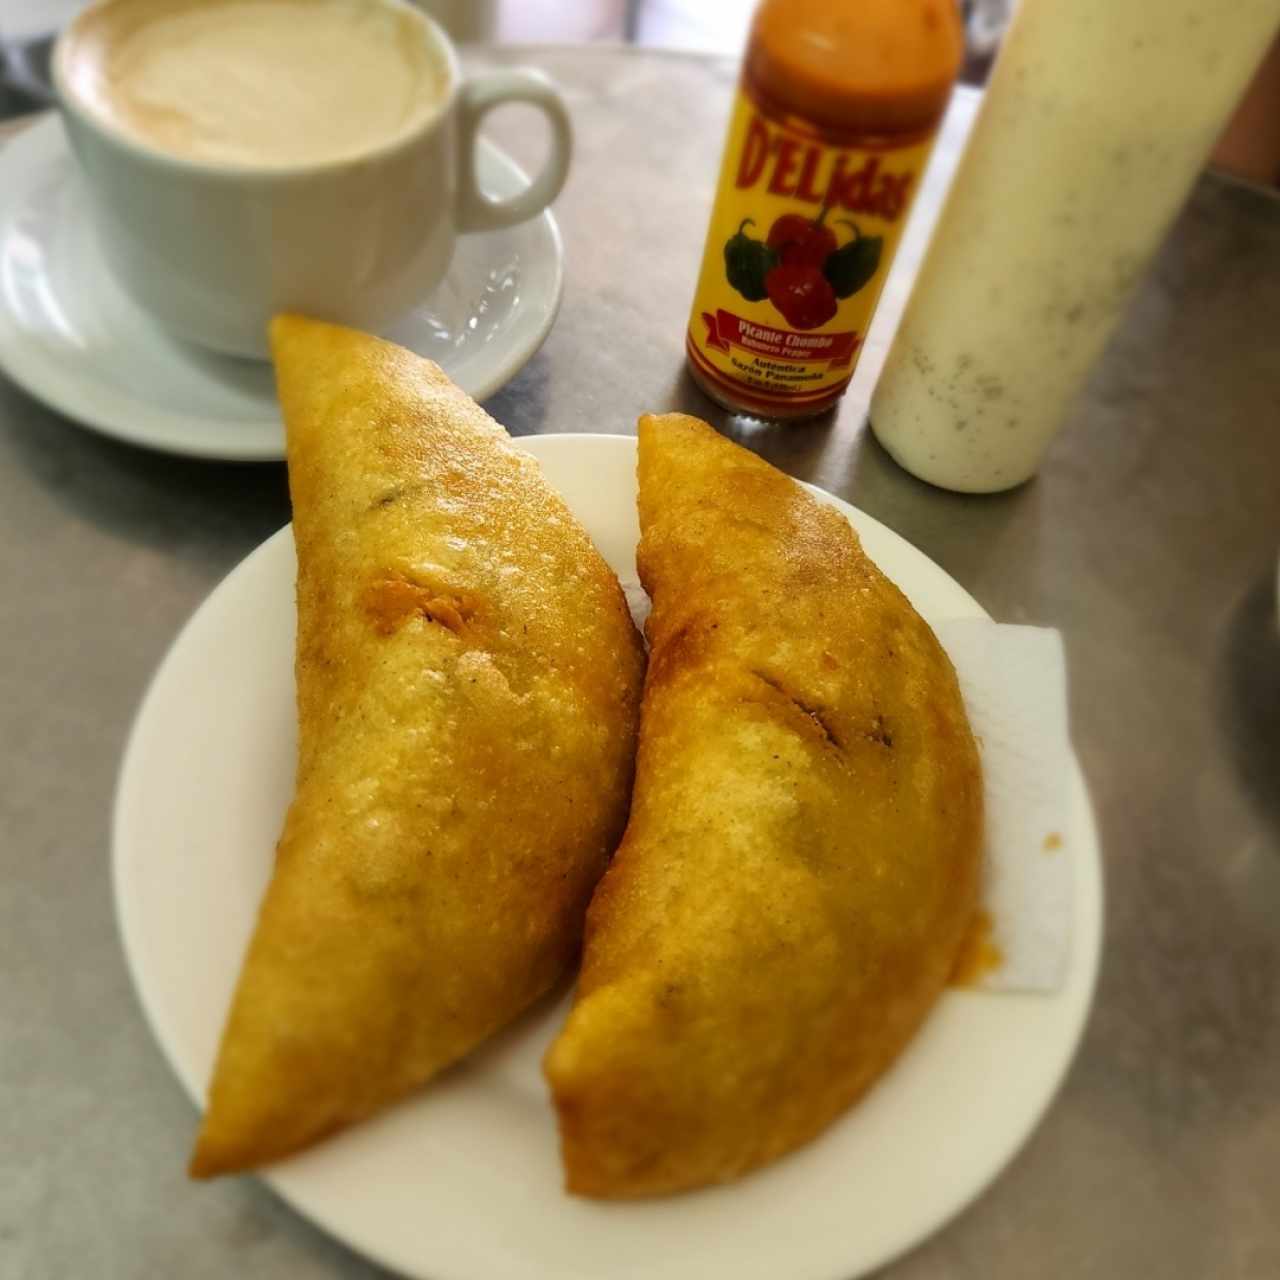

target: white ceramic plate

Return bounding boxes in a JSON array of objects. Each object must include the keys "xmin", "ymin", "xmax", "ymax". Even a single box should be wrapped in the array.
[
  {"xmin": 114, "ymin": 434, "xmax": 1103, "ymax": 1280},
  {"xmin": 0, "ymin": 115, "xmax": 563, "ymax": 461}
]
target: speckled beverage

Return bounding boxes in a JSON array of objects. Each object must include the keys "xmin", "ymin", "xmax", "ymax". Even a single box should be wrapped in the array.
[{"xmin": 870, "ymin": 0, "xmax": 1280, "ymax": 493}]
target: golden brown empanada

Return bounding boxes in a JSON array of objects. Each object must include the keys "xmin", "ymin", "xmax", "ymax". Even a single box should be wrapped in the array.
[
  {"xmin": 543, "ymin": 412, "xmax": 982, "ymax": 1197},
  {"xmin": 190, "ymin": 317, "xmax": 645, "ymax": 1178}
]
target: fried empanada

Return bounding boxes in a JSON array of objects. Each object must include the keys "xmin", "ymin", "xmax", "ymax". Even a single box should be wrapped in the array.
[
  {"xmin": 189, "ymin": 317, "xmax": 645, "ymax": 1178},
  {"xmin": 543, "ymin": 412, "xmax": 982, "ymax": 1197}
]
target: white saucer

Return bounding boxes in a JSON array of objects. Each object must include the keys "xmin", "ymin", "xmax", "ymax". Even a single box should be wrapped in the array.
[
  {"xmin": 114, "ymin": 435, "xmax": 1102, "ymax": 1280},
  {"xmin": 0, "ymin": 115, "xmax": 564, "ymax": 461}
]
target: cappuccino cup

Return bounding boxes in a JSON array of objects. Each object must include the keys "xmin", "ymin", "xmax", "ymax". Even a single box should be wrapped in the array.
[{"xmin": 53, "ymin": 0, "xmax": 572, "ymax": 358}]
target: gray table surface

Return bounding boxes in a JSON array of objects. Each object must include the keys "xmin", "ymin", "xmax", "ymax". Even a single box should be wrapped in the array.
[{"xmin": 3, "ymin": 46, "xmax": 1279, "ymax": 1280}]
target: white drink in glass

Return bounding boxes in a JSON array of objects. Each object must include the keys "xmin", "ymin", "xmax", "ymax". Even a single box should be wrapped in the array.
[{"xmin": 870, "ymin": 0, "xmax": 1280, "ymax": 493}]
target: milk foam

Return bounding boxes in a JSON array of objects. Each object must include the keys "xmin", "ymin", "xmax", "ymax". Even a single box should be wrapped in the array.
[{"xmin": 63, "ymin": 0, "xmax": 449, "ymax": 167}]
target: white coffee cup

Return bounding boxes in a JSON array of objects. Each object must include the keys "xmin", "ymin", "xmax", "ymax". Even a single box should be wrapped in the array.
[{"xmin": 51, "ymin": 0, "xmax": 571, "ymax": 358}]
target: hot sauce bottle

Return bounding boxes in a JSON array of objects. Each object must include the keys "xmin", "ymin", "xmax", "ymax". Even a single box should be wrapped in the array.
[{"xmin": 686, "ymin": 0, "xmax": 963, "ymax": 420}]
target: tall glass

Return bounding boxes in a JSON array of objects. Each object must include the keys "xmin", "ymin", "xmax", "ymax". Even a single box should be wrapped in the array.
[{"xmin": 869, "ymin": 0, "xmax": 1280, "ymax": 493}]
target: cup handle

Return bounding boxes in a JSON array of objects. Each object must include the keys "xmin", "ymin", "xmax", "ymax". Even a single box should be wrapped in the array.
[{"xmin": 456, "ymin": 69, "xmax": 572, "ymax": 233}]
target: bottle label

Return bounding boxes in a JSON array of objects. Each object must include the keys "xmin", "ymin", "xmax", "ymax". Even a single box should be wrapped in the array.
[{"xmin": 686, "ymin": 77, "xmax": 937, "ymax": 415}]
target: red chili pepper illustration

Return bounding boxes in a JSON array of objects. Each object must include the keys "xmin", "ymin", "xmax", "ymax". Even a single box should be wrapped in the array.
[
  {"xmin": 765, "ymin": 263, "xmax": 838, "ymax": 330},
  {"xmin": 766, "ymin": 206, "xmax": 837, "ymax": 269}
]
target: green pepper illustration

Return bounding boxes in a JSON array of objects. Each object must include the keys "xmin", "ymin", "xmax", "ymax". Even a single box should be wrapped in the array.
[
  {"xmin": 724, "ymin": 218, "xmax": 777, "ymax": 302},
  {"xmin": 823, "ymin": 220, "xmax": 883, "ymax": 299}
]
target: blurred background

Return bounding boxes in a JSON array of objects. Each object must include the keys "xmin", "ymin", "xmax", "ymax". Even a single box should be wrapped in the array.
[{"xmin": 3, "ymin": 0, "xmax": 1278, "ymax": 184}]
